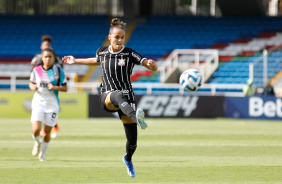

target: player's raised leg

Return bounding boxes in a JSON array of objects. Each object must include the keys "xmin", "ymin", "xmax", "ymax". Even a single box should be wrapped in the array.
[
  {"xmin": 109, "ymin": 91, "xmax": 137, "ymax": 122},
  {"xmin": 136, "ymin": 108, "xmax": 147, "ymax": 129}
]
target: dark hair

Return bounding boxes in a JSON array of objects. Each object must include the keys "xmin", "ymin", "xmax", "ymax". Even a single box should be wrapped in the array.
[
  {"xmin": 31, "ymin": 47, "xmax": 55, "ymax": 70},
  {"xmin": 41, "ymin": 35, "xmax": 52, "ymax": 43},
  {"xmin": 43, "ymin": 47, "xmax": 55, "ymax": 56},
  {"xmin": 109, "ymin": 18, "xmax": 126, "ymax": 35}
]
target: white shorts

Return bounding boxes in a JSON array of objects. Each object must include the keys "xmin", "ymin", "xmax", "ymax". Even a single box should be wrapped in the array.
[{"xmin": 31, "ymin": 111, "xmax": 58, "ymax": 127}]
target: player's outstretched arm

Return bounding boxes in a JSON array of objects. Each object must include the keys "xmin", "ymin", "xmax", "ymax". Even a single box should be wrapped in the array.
[
  {"xmin": 142, "ymin": 59, "xmax": 158, "ymax": 71},
  {"xmin": 62, "ymin": 56, "xmax": 100, "ymax": 65}
]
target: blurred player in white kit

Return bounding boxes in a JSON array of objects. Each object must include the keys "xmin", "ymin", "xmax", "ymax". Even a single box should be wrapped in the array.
[{"xmin": 29, "ymin": 47, "xmax": 67, "ymax": 161}]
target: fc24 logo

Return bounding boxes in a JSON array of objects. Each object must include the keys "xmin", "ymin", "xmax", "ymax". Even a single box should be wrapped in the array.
[{"xmin": 138, "ymin": 96, "xmax": 198, "ymax": 117}]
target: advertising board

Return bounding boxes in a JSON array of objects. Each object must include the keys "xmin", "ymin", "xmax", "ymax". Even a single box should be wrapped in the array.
[
  {"xmin": 89, "ymin": 95, "xmax": 224, "ymax": 118},
  {"xmin": 225, "ymin": 96, "xmax": 282, "ymax": 120},
  {"xmin": 0, "ymin": 92, "xmax": 88, "ymax": 118}
]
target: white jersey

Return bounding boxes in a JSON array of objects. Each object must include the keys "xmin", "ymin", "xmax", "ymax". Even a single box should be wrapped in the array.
[{"xmin": 30, "ymin": 65, "xmax": 67, "ymax": 113}]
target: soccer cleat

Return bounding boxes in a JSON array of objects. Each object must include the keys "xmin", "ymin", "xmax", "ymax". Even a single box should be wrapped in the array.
[
  {"xmin": 38, "ymin": 152, "xmax": 46, "ymax": 161},
  {"xmin": 123, "ymin": 155, "xmax": 136, "ymax": 177},
  {"xmin": 32, "ymin": 143, "xmax": 41, "ymax": 156},
  {"xmin": 51, "ymin": 124, "xmax": 60, "ymax": 138},
  {"xmin": 136, "ymin": 108, "xmax": 147, "ymax": 129}
]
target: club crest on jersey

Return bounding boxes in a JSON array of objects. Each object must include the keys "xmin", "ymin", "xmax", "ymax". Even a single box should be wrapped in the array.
[
  {"xmin": 118, "ymin": 58, "xmax": 126, "ymax": 66},
  {"xmin": 102, "ymin": 59, "xmax": 107, "ymax": 63}
]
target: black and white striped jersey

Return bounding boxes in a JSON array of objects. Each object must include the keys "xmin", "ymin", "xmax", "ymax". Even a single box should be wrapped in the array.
[{"xmin": 96, "ymin": 45, "xmax": 146, "ymax": 100}]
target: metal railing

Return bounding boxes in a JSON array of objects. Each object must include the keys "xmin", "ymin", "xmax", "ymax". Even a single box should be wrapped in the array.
[
  {"xmin": 67, "ymin": 82, "xmax": 245, "ymax": 96},
  {"xmin": 160, "ymin": 49, "xmax": 219, "ymax": 83},
  {"xmin": 249, "ymin": 43, "xmax": 282, "ymax": 88},
  {"xmin": 0, "ymin": 72, "xmax": 78, "ymax": 92},
  {"xmin": 0, "ymin": 72, "xmax": 246, "ymax": 96}
]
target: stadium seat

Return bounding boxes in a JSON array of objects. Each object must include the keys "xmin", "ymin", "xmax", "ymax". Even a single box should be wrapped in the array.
[{"xmin": 1, "ymin": 15, "xmax": 282, "ymax": 87}]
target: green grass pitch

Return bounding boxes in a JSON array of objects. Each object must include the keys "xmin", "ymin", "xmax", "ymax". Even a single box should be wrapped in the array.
[{"xmin": 0, "ymin": 118, "xmax": 282, "ymax": 184}]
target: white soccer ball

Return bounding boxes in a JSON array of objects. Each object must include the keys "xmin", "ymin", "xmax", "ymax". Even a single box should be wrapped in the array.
[{"xmin": 179, "ymin": 69, "xmax": 203, "ymax": 92}]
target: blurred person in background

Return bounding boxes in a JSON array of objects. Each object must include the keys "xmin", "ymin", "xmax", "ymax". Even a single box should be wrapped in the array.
[
  {"xmin": 244, "ymin": 79, "xmax": 255, "ymax": 96},
  {"xmin": 62, "ymin": 18, "xmax": 158, "ymax": 177},
  {"xmin": 31, "ymin": 35, "xmax": 63, "ymax": 69},
  {"xmin": 29, "ymin": 48, "xmax": 67, "ymax": 161},
  {"xmin": 263, "ymin": 80, "xmax": 275, "ymax": 96},
  {"xmin": 31, "ymin": 35, "xmax": 63, "ymax": 138}
]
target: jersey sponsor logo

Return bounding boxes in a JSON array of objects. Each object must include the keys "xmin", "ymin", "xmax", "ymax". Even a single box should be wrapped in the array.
[
  {"xmin": 40, "ymin": 82, "xmax": 49, "ymax": 88},
  {"xmin": 138, "ymin": 95, "xmax": 198, "ymax": 117},
  {"xmin": 120, "ymin": 52, "xmax": 129, "ymax": 56},
  {"xmin": 99, "ymin": 51, "xmax": 109, "ymax": 55},
  {"xmin": 131, "ymin": 52, "xmax": 141, "ymax": 61},
  {"xmin": 122, "ymin": 90, "xmax": 129, "ymax": 94},
  {"xmin": 107, "ymin": 89, "xmax": 130, "ymax": 95},
  {"xmin": 118, "ymin": 58, "xmax": 126, "ymax": 66}
]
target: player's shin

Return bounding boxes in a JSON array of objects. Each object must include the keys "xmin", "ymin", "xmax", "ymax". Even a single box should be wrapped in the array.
[
  {"xmin": 123, "ymin": 123, "xmax": 137, "ymax": 161},
  {"xmin": 32, "ymin": 134, "xmax": 41, "ymax": 145},
  {"xmin": 41, "ymin": 141, "xmax": 50, "ymax": 154}
]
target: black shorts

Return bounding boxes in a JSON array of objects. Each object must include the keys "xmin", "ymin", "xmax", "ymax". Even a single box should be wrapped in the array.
[{"xmin": 99, "ymin": 91, "xmax": 137, "ymax": 119}]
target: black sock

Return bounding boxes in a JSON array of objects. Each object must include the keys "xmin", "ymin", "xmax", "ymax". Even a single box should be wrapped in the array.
[
  {"xmin": 123, "ymin": 123, "xmax": 138, "ymax": 161},
  {"xmin": 110, "ymin": 92, "xmax": 136, "ymax": 121}
]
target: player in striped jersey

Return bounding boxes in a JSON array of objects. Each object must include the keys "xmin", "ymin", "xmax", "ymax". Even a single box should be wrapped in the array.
[
  {"xmin": 62, "ymin": 18, "xmax": 157, "ymax": 177},
  {"xmin": 30, "ymin": 48, "xmax": 67, "ymax": 161}
]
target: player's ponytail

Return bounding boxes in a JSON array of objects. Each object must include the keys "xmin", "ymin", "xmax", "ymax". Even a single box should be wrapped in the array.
[
  {"xmin": 109, "ymin": 18, "xmax": 126, "ymax": 34},
  {"xmin": 41, "ymin": 35, "xmax": 52, "ymax": 43}
]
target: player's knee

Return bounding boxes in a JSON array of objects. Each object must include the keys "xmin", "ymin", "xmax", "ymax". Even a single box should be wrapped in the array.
[
  {"xmin": 33, "ymin": 129, "xmax": 41, "ymax": 136},
  {"xmin": 114, "ymin": 91, "xmax": 125, "ymax": 100},
  {"xmin": 105, "ymin": 98, "xmax": 114, "ymax": 107},
  {"xmin": 110, "ymin": 91, "xmax": 126, "ymax": 106},
  {"xmin": 128, "ymin": 137, "xmax": 137, "ymax": 147},
  {"xmin": 129, "ymin": 144, "xmax": 137, "ymax": 150}
]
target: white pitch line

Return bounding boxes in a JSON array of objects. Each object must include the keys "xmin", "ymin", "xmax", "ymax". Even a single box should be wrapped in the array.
[{"xmin": 1, "ymin": 140, "xmax": 282, "ymax": 147}]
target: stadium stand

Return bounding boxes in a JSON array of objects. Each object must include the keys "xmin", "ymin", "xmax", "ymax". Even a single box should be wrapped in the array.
[
  {"xmin": 0, "ymin": 15, "xmax": 109, "ymax": 58},
  {"xmin": 0, "ymin": 15, "xmax": 109, "ymax": 75},
  {"xmin": 1, "ymin": 15, "xmax": 282, "ymax": 89},
  {"xmin": 127, "ymin": 15, "xmax": 282, "ymax": 87}
]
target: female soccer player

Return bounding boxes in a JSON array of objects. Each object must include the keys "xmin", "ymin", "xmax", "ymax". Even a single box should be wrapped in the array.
[
  {"xmin": 31, "ymin": 35, "xmax": 63, "ymax": 138},
  {"xmin": 29, "ymin": 47, "xmax": 67, "ymax": 161},
  {"xmin": 62, "ymin": 18, "xmax": 158, "ymax": 177}
]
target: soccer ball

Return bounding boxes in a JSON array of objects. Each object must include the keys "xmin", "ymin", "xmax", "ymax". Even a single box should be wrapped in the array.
[{"xmin": 179, "ymin": 69, "xmax": 203, "ymax": 92}]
